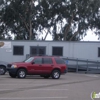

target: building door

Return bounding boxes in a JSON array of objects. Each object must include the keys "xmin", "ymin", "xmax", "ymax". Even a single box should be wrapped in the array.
[{"xmin": 30, "ymin": 46, "xmax": 46, "ymax": 56}]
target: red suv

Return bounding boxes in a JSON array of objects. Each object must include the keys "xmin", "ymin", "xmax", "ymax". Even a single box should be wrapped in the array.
[{"xmin": 7, "ymin": 56, "xmax": 67, "ymax": 79}]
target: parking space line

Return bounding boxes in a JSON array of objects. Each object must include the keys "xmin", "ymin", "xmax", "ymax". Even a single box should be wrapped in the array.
[
  {"xmin": 84, "ymin": 74, "xmax": 99, "ymax": 77},
  {"xmin": 0, "ymin": 97, "xmax": 68, "ymax": 99},
  {"xmin": 0, "ymin": 89, "xmax": 68, "ymax": 91},
  {"xmin": 0, "ymin": 84, "xmax": 50, "ymax": 85}
]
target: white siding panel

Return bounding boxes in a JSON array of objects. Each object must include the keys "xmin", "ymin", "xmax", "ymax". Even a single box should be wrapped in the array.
[{"xmin": 0, "ymin": 41, "xmax": 100, "ymax": 63}]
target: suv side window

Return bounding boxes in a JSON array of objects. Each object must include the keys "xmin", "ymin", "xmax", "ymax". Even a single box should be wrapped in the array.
[
  {"xmin": 55, "ymin": 58, "xmax": 65, "ymax": 64},
  {"xmin": 43, "ymin": 58, "xmax": 53, "ymax": 64},
  {"xmin": 33, "ymin": 58, "xmax": 42, "ymax": 64}
]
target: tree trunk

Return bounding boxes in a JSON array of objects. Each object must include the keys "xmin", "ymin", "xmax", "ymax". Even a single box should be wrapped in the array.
[
  {"xmin": 29, "ymin": 20, "xmax": 32, "ymax": 40},
  {"xmin": 69, "ymin": 31, "xmax": 79, "ymax": 41},
  {"xmin": 64, "ymin": 14, "xmax": 74, "ymax": 41},
  {"xmin": 29, "ymin": 0, "xmax": 33, "ymax": 40},
  {"xmin": 44, "ymin": 31, "xmax": 48, "ymax": 40},
  {"xmin": 44, "ymin": 28, "xmax": 51, "ymax": 40}
]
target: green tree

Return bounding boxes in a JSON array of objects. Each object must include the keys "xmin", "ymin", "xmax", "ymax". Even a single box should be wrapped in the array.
[
  {"xmin": 0, "ymin": 0, "xmax": 100, "ymax": 41},
  {"xmin": 0, "ymin": 0, "xmax": 38, "ymax": 40},
  {"xmin": 38, "ymin": 0, "xmax": 100, "ymax": 41}
]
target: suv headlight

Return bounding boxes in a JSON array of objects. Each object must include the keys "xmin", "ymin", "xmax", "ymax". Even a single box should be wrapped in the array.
[{"xmin": 11, "ymin": 65, "xmax": 17, "ymax": 68}]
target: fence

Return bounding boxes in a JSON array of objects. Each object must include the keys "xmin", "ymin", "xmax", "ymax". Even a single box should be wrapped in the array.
[{"xmin": 63, "ymin": 57, "xmax": 100, "ymax": 74}]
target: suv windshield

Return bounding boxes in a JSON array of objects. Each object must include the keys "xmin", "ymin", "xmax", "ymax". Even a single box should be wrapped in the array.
[{"xmin": 24, "ymin": 57, "xmax": 34, "ymax": 63}]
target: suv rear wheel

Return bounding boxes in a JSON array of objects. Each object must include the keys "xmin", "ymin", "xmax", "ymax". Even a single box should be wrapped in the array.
[
  {"xmin": 51, "ymin": 70, "xmax": 60, "ymax": 79},
  {"xmin": 17, "ymin": 69, "xmax": 26, "ymax": 78},
  {"xmin": 0, "ymin": 66, "xmax": 6, "ymax": 75}
]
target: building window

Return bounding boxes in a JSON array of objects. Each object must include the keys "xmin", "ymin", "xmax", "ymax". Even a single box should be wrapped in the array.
[
  {"xmin": 30, "ymin": 46, "xmax": 46, "ymax": 56},
  {"xmin": 13, "ymin": 46, "xmax": 24, "ymax": 55},
  {"xmin": 98, "ymin": 48, "xmax": 100, "ymax": 57},
  {"xmin": 52, "ymin": 47, "xmax": 63, "ymax": 56},
  {"xmin": 30, "ymin": 47, "xmax": 37, "ymax": 56}
]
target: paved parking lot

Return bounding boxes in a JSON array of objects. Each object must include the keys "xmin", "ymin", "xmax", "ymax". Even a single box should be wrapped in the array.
[{"xmin": 0, "ymin": 73, "xmax": 100, "ymax": 100}]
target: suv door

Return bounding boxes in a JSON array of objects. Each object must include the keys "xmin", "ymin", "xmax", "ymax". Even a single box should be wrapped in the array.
[
  {"xmin": 41, "ymin": 58, "xmax": 53, "ymax": 74},
  {"xmin": 30, "ymin": 57, "xmax": 43, "ymax": 74}
]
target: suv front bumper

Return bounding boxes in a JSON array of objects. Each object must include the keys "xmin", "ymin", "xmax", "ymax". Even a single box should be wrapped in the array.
[{"xmin": 7, "ymin": 68, "xmax": 18, "ymax": 74}]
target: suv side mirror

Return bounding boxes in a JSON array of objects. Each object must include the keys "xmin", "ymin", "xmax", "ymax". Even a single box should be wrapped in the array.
[{"xmin": 31, "ymin": 62, "xmax": 35, "ymax": 64}]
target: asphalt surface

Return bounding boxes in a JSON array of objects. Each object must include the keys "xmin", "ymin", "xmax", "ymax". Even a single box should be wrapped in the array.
[{"xmin": 0, "ymin": 73, "xmax": 100, "ymax": 100}]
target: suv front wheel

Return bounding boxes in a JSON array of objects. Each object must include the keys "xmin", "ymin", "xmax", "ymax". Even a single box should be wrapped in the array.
[
  {"xmin": 51, "ymin": 70, "xmax": 60, "ymax": 79},
  {"xmin": 17, "ymin": 69, "xmax": 26, "ymax": 78}
]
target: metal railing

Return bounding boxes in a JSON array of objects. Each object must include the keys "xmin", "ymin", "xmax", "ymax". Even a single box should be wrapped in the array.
[{"xmin": 63, "ymin": 57, "xmax": 100, "ymax": 74}]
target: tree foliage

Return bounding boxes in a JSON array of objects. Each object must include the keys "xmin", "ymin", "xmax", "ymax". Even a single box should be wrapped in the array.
[{"xmin": 0, "ymin": 0, "xmax": 100, "ymax": 40}]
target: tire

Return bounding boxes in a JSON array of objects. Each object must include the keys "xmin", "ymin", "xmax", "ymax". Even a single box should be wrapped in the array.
[
  {"xmin": 9, "ymin": 73, "xmax": 16, "ymax": 78},
  {"xmin": 51, "ymin": 70, "xmax": 60, "ymax": 79},
  {"xmin": 0, "ymin": 66, "xmax": 6, "ymax": 75},
  {"xmin": 17, "ymin": 69, "xmax": 26, "ymax": 78}
]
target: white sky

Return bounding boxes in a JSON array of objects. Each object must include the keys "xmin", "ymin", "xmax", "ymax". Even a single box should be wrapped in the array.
[
  {"xmin": 46, "ymin": 30, "xmax": 100, "ymax": 41},
  {"xmin": 10, "ymin": 29, "xmax": 99, "ymax": 41},
  {"xmin": 81, "ymin": 30, "xmax": 99, "ymax": 41}
]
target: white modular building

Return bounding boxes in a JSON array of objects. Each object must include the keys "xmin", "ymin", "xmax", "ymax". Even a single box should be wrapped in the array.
[{"xmin": 0, "ymin": 40, "xmax": 100, "ymax": 63}]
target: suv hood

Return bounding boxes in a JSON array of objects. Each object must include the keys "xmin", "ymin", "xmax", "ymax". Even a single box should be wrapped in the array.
[{"xmin": 12, "ymin": 62, "xmax": 30, "ymax": 66}]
